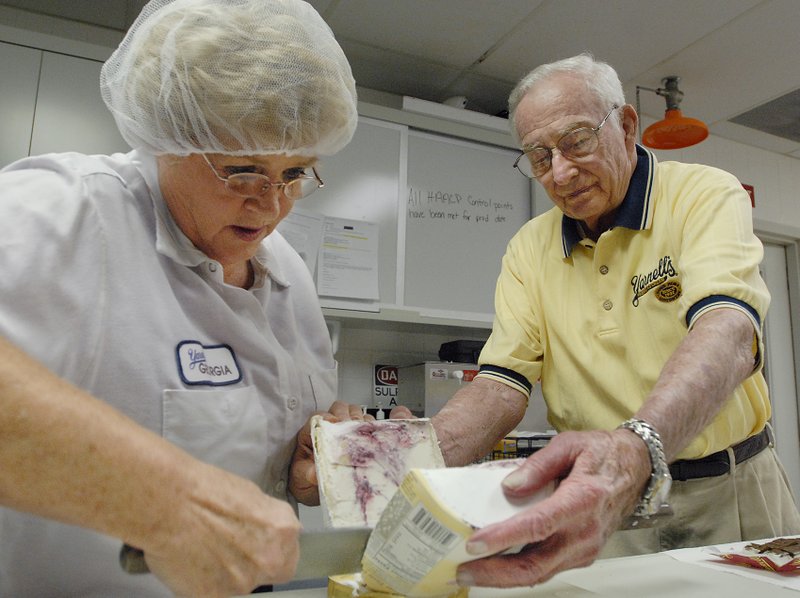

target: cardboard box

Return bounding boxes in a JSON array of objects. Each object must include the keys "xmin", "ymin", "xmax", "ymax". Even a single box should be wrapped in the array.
[{"xmin": 361, "ymin": 460, "xmax": 553, "ymax": 597}]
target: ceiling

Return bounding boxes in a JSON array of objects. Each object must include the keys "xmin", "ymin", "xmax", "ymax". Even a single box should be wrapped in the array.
[{"xmin": 3, "ymin": 0, "xmax": 799, "ymax": 158}]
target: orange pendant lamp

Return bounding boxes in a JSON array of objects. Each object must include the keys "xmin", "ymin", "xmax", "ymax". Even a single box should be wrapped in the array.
[{"xmin": 637, "ymin": 76, "xmax": 708, "ymax": 150}]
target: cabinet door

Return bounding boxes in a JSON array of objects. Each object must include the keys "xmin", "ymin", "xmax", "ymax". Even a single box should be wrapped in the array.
[
  {"xmin": 0, "ymin": 41, "xmax": 41, "ymax": 168},
  {"xmin": 761, "ymin": 242, "xmax": 800, "ymax": 499},
  {"xmin": 30, "ymin": 52, "xmax": 129, "ymax": 156}
]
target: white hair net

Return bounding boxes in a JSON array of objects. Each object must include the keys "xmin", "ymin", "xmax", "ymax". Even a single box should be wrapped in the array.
[{"xmin": 100, "ymin": 0, "xmax": 357, "ymax": 156}]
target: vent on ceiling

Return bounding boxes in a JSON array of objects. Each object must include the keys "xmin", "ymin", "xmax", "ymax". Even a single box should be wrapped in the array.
[{"xmin": 729, "ymin": 88, "xmax": 800, "ymax": 143}]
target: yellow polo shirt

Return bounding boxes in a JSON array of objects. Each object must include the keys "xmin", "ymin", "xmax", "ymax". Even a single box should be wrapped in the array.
[{"xmin": 478, "ymin": 145, "xmax": 770, "ymax": 459}]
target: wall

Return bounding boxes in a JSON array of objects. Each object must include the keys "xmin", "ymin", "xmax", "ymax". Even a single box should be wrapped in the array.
[
  {"xmin": 638, "ymin": 116, "xmax": 800, "ymax": 238},
  {"xmin": 1, "ymin": 10, "xmax": 798, "ymax": 443},
  {"xmin": 334, "ymin": 322, "xmax": 488, "ymax": 407}
]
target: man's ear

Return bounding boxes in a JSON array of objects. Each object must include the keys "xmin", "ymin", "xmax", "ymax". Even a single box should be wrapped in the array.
[{"xmin": 620, "ymin": 104, "xmax": 639, "ymax": 148}]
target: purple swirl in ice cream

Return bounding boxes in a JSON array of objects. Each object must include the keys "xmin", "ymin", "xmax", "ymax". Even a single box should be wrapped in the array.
[
  {"xmin": 315, "ymin": 417, "xmax": 444, "ymax": 527},
  {"xmin": 343, "ymin": 421, "xmax": 430, "ymax": 524}
]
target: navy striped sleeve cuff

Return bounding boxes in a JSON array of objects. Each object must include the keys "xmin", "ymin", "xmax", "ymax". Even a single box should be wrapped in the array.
[
  {"xmin": 476, "ymin": 364, "xmax": 532, "ymax": 397},
  {"xmin": 686, "ymin": 295, "xmax": 761, "ymax": 329},
  {"xmin": 686, "ymin": 294, "xmax": 763, "ymax": 369}
]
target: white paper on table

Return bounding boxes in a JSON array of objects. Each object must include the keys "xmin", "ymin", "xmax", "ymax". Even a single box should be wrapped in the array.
[
  {"xmin": 667, "ymin": 538, "xmax": 800, "ymax": 590},
  {"xmin": 275, "ymin": 207, "xmax": 324, "ymax": 276},
  {"xmin": 317, "ymin": 217, "xmax": 379, "ymax": 301}
]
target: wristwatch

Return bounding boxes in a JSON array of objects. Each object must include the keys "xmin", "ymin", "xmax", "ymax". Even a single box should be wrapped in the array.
[{"xmin": 618, "ymin": 418, "xmax": 672, "ymax": 518}]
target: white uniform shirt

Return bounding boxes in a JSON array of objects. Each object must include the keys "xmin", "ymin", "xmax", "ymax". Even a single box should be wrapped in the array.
[{"xmin": 0, "ymin": 150, "xmax": 337, "ymax": 596}]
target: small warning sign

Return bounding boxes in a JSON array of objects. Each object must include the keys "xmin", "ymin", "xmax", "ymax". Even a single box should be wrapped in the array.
[
  {"xmin": 374, "ymin": 364, "xmax": 399, "ymax": 407},
  {"xmin": 742, "ymin": 183, "xmax": 755, "ymax": 207}
]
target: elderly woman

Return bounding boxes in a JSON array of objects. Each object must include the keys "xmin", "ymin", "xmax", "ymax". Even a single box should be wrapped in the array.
[{"xmin": 0, "ymin": 0, "xmax": 363, "ymax": 596}]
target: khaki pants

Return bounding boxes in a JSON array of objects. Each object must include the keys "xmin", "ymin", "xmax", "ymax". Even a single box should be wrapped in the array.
[{"xmin": 601, "ymin": 446, "xmax": 800, "ymax": 557}]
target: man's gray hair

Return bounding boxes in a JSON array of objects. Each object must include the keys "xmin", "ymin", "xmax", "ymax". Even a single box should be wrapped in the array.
[{"xmin": 508, "ymin": 53, "xmax": 625, "ymax": 144}]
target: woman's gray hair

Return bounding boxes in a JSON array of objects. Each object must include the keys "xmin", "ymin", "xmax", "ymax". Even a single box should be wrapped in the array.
[
  {"xmin": 508, "ymin": 53, "xmax": 625, "ymax": 144},
  {"xmin": 100, "ymin": 0, "xmax": 357, "ymax": 156}
]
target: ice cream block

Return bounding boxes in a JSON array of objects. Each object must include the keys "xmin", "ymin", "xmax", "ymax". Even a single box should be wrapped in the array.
[
  {"xmin": 312, "ymin": 416, "xmax": 446, "ymax": 528},
  {"xmin": 327, "ymin": 572, "xmax": 468, "ymax": 598},
  {"xmin": 361, "ymin": 459, "xmax": 554, "ymax": 597}
]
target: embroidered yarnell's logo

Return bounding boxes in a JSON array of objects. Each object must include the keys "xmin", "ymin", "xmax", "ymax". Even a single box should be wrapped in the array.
[
  {"xmin": 630, "ymin": 256, "xmax": 681, "ymax": 306},
  {"xmin": 655, "ymin": 281, "xmax": 682, "ymax": 302},
  {"xmin": 176, "ymin": 340, "xmax": 242, "ymax": 386}
]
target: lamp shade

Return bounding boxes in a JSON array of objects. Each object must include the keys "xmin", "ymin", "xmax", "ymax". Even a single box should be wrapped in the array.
[{"xmin": 642, "ymin": 108, "xmax": 709, "ymax": 150}]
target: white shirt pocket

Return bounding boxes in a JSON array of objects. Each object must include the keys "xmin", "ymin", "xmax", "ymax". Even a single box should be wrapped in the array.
[
  {"xmin": 308, "ymin": 364, "xmax": 338, "ymax": 412},
  {"xmin": 162, "ymin": 386, "xmax": 268, "ymax": 484}
]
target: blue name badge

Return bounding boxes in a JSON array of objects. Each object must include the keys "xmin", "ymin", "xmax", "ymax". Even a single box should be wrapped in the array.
[{"xmin": 176, "ymin": 341, "xmax": 242, "ymax": 386}]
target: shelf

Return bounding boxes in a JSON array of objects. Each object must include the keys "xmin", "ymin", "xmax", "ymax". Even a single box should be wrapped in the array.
[{"xmin": 322, "ymin": 306, "xmax": 493, "ymax": 334}]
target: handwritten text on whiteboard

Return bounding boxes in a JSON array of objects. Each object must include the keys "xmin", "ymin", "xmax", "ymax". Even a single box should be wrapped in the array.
[{"xmin": 408, "ymin": 187, "xmax": 515, "ymax": 224}]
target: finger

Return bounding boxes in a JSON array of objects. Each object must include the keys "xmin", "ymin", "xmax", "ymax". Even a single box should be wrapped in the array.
[
  {"xmin": 457, "ymin": 537, "xmax": 574, "ymax": 588},
  {"xmin": 499, "ymin": 456, "xmax": 554, "ymax": 497},
  {"xmin": 464, "ymin": 496, "xmax": 560, "ymax": 559},
  {"xmin": 346, "ymin": 402, "xmax": 367, "ymax": 420},
  {"xmin": 289, "ymin": 441, "xmax": 320, "ymax": 505},
  {"xmin": 255, "ymin": 514, "xmax": 302, "ymax": 585},
  {"xmin": 467, "ymin": 470, "xmax": 612, "ymax": 561},
  {"xmin": 290, "ymin": 457, "xmax": 318, "ymax": 487},
  {"xmin": 327, "ymin": 401, "xmax": 368, "ymax": 421},
  {"xmin": 389, "ymin": 406, "xmax": 414, "ymax": 419},
  {"xmin": 288, "ymin": 471, "xmax": 319, "ymax": 505},
  {"xmin": 500, "ymin": 433, "xmax": 582, "ymax": 497}
]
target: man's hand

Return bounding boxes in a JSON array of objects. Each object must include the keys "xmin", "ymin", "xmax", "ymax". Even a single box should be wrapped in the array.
[{"xmin": 455, "ymin": 429, "xmax": 650, "ymax": 587}]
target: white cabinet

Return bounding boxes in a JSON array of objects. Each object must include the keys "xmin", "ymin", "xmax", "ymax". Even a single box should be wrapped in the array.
[
  {"xmin": 0, "ymin": 41, "xmax": 40, "ymax": 167},
  {"xmin": 0, "ymin": 43, "xmax": 128, "ymax": 168},
  {"xmin": 30, "ymin": 51, "xmax": 128, "ymax": 156}
]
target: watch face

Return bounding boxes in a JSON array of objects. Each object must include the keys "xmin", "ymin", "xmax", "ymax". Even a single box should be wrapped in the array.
[
  {"xmin": 619, "ymin": 419, "xmax": 671, "ymax": 518},
  {"xmin": 643, "ymin": 473, "xmax": 672, "ymax": 516},
  {"xmin": 653, "ymin": 473, "xmax": 672, "ymax": 501}
]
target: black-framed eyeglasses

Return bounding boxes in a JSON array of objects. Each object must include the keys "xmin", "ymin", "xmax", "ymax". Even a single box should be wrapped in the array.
[
  {"xmin": 202, "ymin": 154, "xmax": 324, "ymax": 199},
  {"xmin": 513, "ymin": 105, "xmax": 619, "ymax": 179}
]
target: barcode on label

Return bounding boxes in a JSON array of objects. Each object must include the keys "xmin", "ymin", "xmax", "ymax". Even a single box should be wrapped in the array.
[{"xmin": 410, "ymin": 507, "xmax": 457, "ymax": 547}]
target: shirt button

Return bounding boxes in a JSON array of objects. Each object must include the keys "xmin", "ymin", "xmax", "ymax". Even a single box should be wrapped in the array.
[
  {"xmin": 603, "ymin": 300, "xmax": 613, "ymax": 311},
  {"xmin": 208, "ymin": 263, "xmax": 218, "ymax": 272},
  {"xmin": 599, "ymin": 265, "xmax": 609, "ymax": 275},
  {"xmin": 275, "ymin": 480, "xmax": 286, "ymax": 494},
  {"xmin": 288, "ymin": 396, "xmax": 299, "ymax": 410}
]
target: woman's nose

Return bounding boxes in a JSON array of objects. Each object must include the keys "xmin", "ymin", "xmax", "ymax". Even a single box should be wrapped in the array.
[{"xmin": 247, "ymin": 186, "xmax": 282, "ymax": 214}]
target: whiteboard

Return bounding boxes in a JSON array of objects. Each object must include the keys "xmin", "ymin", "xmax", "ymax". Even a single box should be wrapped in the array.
[{"xmin": 403, "ymin": 131, "xmax": 531, "ymax": 316}]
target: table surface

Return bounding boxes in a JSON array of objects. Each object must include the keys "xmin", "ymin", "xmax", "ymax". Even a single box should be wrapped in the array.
[{"xmin": 269, "ymin": 540, "xmax": 800, "ymax": 597}]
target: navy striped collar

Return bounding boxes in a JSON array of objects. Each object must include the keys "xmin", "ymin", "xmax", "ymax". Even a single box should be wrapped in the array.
[{"xmin": 561, "ymin": 144, "xmax": 656, "ymax": 257}]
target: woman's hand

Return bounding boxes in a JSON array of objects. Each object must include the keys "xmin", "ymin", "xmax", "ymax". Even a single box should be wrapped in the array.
[{"xmin": 143, "ymin": 463, "xmax": 302, "ymax": 597}]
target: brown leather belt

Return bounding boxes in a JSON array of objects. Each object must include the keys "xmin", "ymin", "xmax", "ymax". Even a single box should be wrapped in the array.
[{"xmin": 669, "ymin": 427, "xmax": 771, "ymax": 481}]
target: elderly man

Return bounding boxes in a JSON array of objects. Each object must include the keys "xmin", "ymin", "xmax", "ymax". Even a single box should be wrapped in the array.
[{"xmin": 431, "ymin": 53, "xmax": 800, "ymax": 589}]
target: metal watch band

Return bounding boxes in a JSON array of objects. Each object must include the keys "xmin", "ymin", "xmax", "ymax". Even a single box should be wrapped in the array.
[{"xmin": 619, "ymin": 418, "xmax": 672, "ymax": 518}]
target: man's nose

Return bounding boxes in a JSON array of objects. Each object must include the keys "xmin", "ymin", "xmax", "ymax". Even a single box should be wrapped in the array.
[{"xmin": 550, "ymin": 150, "xmax": 578, "ymax": 185}]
